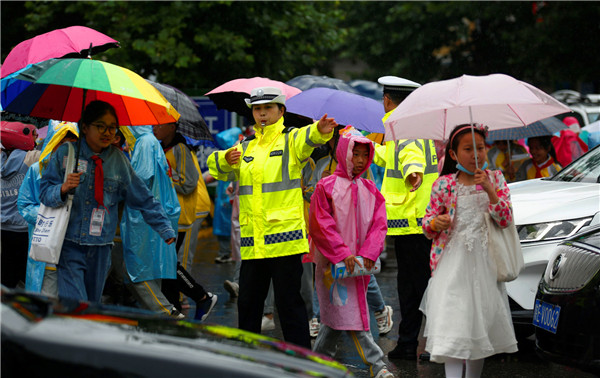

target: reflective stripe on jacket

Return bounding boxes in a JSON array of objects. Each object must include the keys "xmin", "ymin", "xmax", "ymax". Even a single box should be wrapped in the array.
[
  {"xmin": 207, "ymin": 116, "xmax": 332, "ymax": 260},
  {"xmin": 373, "ymin": 111, "xmax": 438, "ymax": 236}
]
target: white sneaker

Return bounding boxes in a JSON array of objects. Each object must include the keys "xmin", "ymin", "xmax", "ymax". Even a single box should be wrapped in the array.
[
  {"xmin": 261, "ymin": 315, "xmax": 275, "ymax": 331},
  {"xmin": 375, "ymin": 366, "xmax": 394, "ymax": 378},
  {"xmin": 375, "ymin": 305, "xmax": 393, "ymax": 335},
  {"xmin": 309, "ymin": 317, "xmax": 320, "ymax": 338}
]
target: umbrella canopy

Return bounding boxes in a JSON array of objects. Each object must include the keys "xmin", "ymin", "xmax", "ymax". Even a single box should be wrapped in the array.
[
  {"xmin": 205, "ymin": 77, "xmax": 301, "ymax": 120},
  {"xmin": 486, "ymin": 116, "xmax": 567, "ymax": 142},
  {"xmin": 286, "ymin": 75, "xmax": 359, "ymax": 94},
  {"xmin": 1, "ymin": 26, "xmax": 120, "ymax": 78},
  {"xmin": 148, "ymin": 80, "xmax": 213, "ymax": 142},
  {"xmin": 1, "ymin": 58, "xmax": 180, "ymax": 126},
  {"xmin": 347, "ymin": 79, "xmax": 384, "ymax": 101},
  {"xmin": 286, "ymin": 87, "xmax": 385, "ymax": 133},
  {"xmin": 383, "ymin": 73, "xmax": 571, "ymax": 142}
]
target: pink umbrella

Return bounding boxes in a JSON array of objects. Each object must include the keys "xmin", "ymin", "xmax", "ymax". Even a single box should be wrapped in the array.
[
  {"xmin": 205, "ymin": 77, "xmax": 301, "ymax": 120},
  {"xmin": 384, "ymin": 74, "xmax": 570, "ymax": 141},
  {"xmin": 1, "ymin": 25, "xmax": 120, "ymax": 78},
  {"xmin": 383, "ymin": 73, "xmax": 571, "ymax": 167}
]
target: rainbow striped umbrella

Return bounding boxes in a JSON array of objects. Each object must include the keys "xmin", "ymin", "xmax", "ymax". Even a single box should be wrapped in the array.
[{"xmin": 1, "ymin": 58, "xmax": 180, "ymax": 126}]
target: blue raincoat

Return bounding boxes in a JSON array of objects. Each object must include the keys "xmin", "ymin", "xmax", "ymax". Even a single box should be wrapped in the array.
[
  {"xmin": 18, "ymin": 120, "xmax": 79, "ymax": 292},
  {"xmin": 120, "ymin": 126, "xmax": 180, "ymax": 283},
  {"xmin": 212, "ymin": 127, "xmax": 241, "ymax": 237},
  {"xmin": 19, "ymin": 161, "xmax": 43, "ymax": 292}
]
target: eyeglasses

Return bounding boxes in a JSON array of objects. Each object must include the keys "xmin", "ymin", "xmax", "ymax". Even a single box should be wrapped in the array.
[{"xmin": 90, "ymin": 122, "xmax": 118, "ymax": 134}]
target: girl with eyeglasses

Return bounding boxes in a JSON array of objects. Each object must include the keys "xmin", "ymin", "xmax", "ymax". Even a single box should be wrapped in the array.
[{"xmin": 39, "ymin": 100, "xmax": 176, "ymax": 303}]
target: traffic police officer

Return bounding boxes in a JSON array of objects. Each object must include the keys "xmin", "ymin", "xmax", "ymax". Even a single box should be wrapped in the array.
[
  {"xmin": 374, "ymin": 76, "xmax": 438, "ymax": 360},
  {"xmin": 207, "ymin": 87, "xmax": 337, "ymax": 348}
]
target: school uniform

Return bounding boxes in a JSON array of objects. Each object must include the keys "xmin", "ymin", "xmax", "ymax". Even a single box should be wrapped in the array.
[{"xmin": 40, "ymin": 139, "xmax": 176, "ymax": 302}]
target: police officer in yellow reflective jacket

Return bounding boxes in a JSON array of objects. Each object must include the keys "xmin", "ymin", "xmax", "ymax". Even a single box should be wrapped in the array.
[
  {"xmin": 373, "ymin": 76, "xmax": 439, "ymax": 360},
  {"xmin": 207, "ymin": 87, "xmax": 337, "ymax": 348}
]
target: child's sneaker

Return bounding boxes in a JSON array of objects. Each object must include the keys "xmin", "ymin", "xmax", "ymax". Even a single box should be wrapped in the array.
[
  {"xmin": 223, "ymin": 280, "xmax": 239, "ymax": 298},
  {"xmin": 309, "ymin": 317, "xmax": 320, "ymax": 338},
  {"xmin": 170, "ymin": 308, "xmax": 185, "ymax": 320},
  {"xmin": 261, "ymin": 315, "xmax": 275, "ymax": 331},
  {"xmin": 215, "ymin": 255, "xmax": 233, "ymax": 264},
  {"xmin": 375, "ymin": 366, "xmax": 394, "ymax": 378},
  {"xmin": 375, "ymin": 305, "xmax": 394, "ymax": 335},
  {"xmin": 195, "ymin": 292, "xmax": 217, "ymax": 321}
]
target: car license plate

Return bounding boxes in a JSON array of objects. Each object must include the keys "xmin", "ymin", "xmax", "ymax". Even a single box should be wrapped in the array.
[{"xmin": 532, "ymin": 299, "xmax": 561, "ymax": 334}]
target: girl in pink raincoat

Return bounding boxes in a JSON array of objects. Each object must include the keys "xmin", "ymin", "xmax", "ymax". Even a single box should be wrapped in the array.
[{"xmin": 309, "ymin": 126, "xmax": 392, "ymax": 378}]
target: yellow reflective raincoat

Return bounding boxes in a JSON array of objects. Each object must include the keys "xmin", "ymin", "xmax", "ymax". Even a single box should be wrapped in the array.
[
  {"xmin": 207, "ymin": 117, "xmax": 332, "ymax": 260},
  {"xmin": 373, "ymin": 111, "xmax": 438, "ymax": 236},
  {"xmin": 163, "ymin": 136, "xmax": 210, "ymax": 229}
]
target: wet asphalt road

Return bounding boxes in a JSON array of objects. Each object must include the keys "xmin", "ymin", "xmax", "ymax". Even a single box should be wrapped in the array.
[{"xmin": 186, "ymin": 232, "xmax": 595, "ymax": 378}]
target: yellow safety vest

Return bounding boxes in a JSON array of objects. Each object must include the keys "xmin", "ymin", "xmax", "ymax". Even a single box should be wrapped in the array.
[
  {"xmin": 165, "ymin": 143, "xmax": 210, "ymax": 228},
  {"xmin": 207, "ymin": 116, "xmax": 332, "ymax": 260},
  {"xmin": 373, "ymin": 111, "xmax": 438, "ymax": 236}
]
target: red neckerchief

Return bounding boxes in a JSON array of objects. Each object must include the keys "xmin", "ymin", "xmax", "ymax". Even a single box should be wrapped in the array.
[
  {"xmin": 533, "ymin": 157, "xmax": 555, "ymax": 178},
  {"xmin": 90, "ymin": 155, "xmax": 107, "ymax": 210}
]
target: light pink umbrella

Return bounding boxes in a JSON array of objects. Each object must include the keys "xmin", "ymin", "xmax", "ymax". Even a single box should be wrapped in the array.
[
  {"xmin": 1, "ymin": 25, "xmax": 120, "ymax": 78},
  {"xmin": 384, "ymin": 73, "xmax": 570, "ymax": 142},
  {"xmin": 383, "ymin": 73, "xmax": 571, "ymax": 167},
  {"xmin": 205, "ymin": 77, "xmax": 301, "ymax": 120}
]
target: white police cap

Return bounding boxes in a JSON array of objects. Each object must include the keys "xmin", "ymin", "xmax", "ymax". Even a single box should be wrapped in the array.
[
  {"xmin": 377, "ymin": 76, "xmax": 421, "ymax": 94},
  {"xmin": 245, "ymin": 87, "xmax": 286, "ymax": 108}
]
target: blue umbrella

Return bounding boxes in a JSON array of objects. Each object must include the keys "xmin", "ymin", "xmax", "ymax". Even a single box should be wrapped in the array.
[
  {"xmin": 286, "ymin": 87, "xmax": 385, "ymax": 133},
  {"xmin": 486, "ymin": 116, "xmax": 567, "ymax": 142}
]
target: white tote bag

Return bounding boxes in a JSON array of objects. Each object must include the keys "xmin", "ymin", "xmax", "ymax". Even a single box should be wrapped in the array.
[
  {"xmin": 485, "ymin": 212, "xmax": 524, "ymax": 282},
  {"xmin": 29, "ymin": 143, "xmax": 75, "ymax": 264}
]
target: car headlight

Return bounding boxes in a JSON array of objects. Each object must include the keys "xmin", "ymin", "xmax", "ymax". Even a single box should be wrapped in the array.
[{"xmin": 518, "ymin": 217, "xmax": 592, "ymax": 242}]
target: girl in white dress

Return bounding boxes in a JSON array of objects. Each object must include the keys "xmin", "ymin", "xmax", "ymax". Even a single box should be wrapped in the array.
[{"xmin": 420, "ymin": 124, "xmax": 518, "ymax": 377}]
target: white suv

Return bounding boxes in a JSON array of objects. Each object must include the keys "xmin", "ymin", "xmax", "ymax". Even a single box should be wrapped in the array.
[
  {"xmin": 506, "ymin": 145, "xmax": 600, "ymax": 338},
  {"xmin": 552, "ymin": 90, "xmax": 600, "ymax": 126}
]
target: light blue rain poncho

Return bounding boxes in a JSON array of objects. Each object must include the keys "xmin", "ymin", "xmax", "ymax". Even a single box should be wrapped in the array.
[
  {"xmin": 120, "ymin": 125, "xmax": 180, "ymax": 282},
  {"xmin": 212, "ymin": 127, "xmax": 242, "ymax": 237},
  {"xmin": 18, "ymin": 120, "xmax": 79, "ymax": 292}
]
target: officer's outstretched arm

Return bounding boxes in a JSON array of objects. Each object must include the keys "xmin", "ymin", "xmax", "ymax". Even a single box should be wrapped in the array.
[{"xmin": 207, "ymin": 147, "xmax": 240, "ymax": 182}]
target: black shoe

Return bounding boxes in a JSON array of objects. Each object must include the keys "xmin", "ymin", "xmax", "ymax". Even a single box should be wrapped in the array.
[
  {"xmin": 194, "ymin": 292, "xmax": 218, "ymax": 321},
  {"xmin": 387, "ymin": 345, "xmax": 417, "ymax": 360},
  {"xmin": 419, "ymin": 352, "xmax": 431, "ymax": 361}
]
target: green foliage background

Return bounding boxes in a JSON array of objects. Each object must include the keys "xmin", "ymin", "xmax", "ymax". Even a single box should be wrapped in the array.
[{"xmin": 2, "ymin": 1, "xmax": 598, "ymax": 95}]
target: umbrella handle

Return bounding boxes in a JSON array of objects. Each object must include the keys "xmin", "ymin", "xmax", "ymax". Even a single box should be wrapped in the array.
[
  {"xmin": 469, "ymin": 107, "xmax": 479, "ymax": 169},
  {"xmin": 73, "ymin": 88, "xmax": 87, "ymax": 174},
  {"xmin": 69, "ymin": 88, "xmax": 87, "ymax": 195}
]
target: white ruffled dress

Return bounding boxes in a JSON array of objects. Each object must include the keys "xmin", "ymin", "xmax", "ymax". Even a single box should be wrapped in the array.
[{"xmin": 420, "ymin": 182, "xmax": 518, "ymax": 363}]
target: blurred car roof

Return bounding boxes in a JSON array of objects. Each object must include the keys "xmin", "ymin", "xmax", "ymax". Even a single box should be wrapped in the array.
[
  {"xmin": 552, "ymin": 90, "xmax": 600, "ymax": 125},
  {"xmin": 1, "ymin": 287, "xmax": 352, "ymax": 378}
]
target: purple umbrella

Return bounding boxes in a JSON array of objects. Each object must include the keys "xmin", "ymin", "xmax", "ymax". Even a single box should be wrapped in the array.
[{"xmin": 285, "ymin": 87, "xmax": 385, "ymax": 133}]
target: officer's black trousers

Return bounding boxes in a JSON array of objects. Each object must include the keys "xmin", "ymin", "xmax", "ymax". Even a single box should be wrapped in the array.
[
  {"xmin": 393, "ymin": 233, "xmax": 432, "ymax": 350},
  {"xmin": 238, "ymin": 253, "xmax": 310, "ymax": 349}
]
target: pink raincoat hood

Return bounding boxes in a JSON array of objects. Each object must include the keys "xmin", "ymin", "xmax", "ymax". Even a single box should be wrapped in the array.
[{"xmin": 333, "ymin": 126, "xmax": 375, "ymax": 180}]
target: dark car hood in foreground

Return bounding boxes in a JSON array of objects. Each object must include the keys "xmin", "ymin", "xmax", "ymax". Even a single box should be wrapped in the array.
[{"xmin": 1, "ymin": 288, "xmax": 351, "ymax": 378}]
